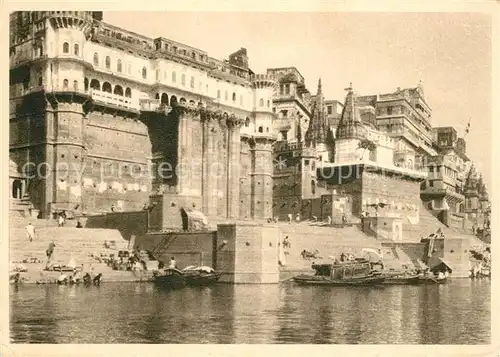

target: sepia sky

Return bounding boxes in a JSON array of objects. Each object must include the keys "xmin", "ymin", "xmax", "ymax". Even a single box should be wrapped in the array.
[{"xmin": 105, "ymin": 11, "xmax": 492, "ymax": 189}]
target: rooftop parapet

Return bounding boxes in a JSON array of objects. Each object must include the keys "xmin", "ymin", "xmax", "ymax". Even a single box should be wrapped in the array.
[{"xmin": 250, "ymin": 74, "xmax": 276, "ymax": 89}]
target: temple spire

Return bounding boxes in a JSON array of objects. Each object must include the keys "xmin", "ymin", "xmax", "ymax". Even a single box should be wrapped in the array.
[
  {"xmin": 304, "ymin": 78, "xmax": 330, "ymax": 147},
  {"xmin": 335, "ymin": 82, "xmax": 366, "ymax": 140}
]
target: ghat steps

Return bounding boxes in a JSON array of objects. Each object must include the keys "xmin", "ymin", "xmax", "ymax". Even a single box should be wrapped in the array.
[{"xmin": 10, "ymin": 224, "xmax": 128, "ymax": 267}]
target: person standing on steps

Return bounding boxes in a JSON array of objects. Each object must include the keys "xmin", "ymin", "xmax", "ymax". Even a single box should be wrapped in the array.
[{"xmin": 25, "ymin": 222, "xmax": 35, "ymax": 242}]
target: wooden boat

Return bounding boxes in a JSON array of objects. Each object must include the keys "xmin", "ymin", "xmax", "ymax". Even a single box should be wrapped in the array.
[
  {"xmin": 382, "ymin": 271, "xmax": 422, "ymax": 285},
  {"xmin": 418, "ymin": 274, "xmax": 448, "ymax": 284},
  {"xmin": 154, "ymin": 266, "xmax": 220, "ymax": 289},
  {"xmin": 293, "ymin": 258, "xmax": 385, "ymax": 286}
]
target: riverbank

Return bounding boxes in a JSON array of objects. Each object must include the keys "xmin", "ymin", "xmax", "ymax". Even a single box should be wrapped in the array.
[{"xmin": 11, "ymin": 263, "xmax": 155, "ymax": 284}]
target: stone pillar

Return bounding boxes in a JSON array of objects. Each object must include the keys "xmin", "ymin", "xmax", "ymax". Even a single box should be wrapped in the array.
[
  {"xmin": 201, "ymin": 110, "xmax": 218, "ymax": 217},
  {"xmin": 227, "ymin": 115, "xmax": 243, "ymax": 219},
  {"xmin": 46, "ymin": 98, "xmax": 85, "ymax": 214},
  {"xmin": 176, "ymin": 109, "xmax": 189, "ymax": 195},
  {"xmin": 249, "ymin": 135, "xmax": 276, "ymax": 220},
  {"xmin": 217, "ymin": 118, "xmax": 228, "ymax": 217}
]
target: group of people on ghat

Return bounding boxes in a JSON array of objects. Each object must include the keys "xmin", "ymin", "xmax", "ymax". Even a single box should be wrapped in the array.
[
  {"xmin": 265, "ymin": 213, "xmax": 348, "ymax": 226},
  {"xmin": 55, "ymin": 269, "xmax": 102, "ymax": 286}
]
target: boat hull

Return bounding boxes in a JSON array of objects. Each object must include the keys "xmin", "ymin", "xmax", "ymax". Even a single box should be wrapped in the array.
[
  {"xmin": 154, "ymin": 272, "xmax": 220, "ymax": 289},
  {"xmin": 418, "ymin": 276, "xmax": 448, "ymax": 284},
  {"xmin": 383, "ymin": 275, "xmax": 421, "ymax": 285},
  {"xmin": 293, "ymin": 274, "xmax": 385, "ymax": 286}
]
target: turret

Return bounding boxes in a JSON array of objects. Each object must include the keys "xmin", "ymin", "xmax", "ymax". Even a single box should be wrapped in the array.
[{"xmin": 251, "ymin": 73, "xmax": 276, "ymax": 134}]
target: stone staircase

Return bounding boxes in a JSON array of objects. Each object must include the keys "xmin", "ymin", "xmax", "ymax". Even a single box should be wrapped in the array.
[
  {"xmin": 403, "ymin": 202, "xmax": 482, "ymax": 245},
  {"xmin": 10, "ymin": 217, "xmax": 129, "ymax": 268},
  {"xmin": 276, "ymin": 222, "xmax": 382, "ymax": 272}
]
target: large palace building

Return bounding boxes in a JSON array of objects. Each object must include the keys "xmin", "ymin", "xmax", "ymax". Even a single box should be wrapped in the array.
[
  {"xmin": 9, "ymin": 11, "xmax": 489, "ymax": 232},
  {"xmin": 9, "ymin": 11, "xmax": 277, "ymax": 219}
]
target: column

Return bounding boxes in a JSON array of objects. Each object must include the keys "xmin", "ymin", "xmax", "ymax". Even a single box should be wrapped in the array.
[
  {"xmin": 176, "ymin": 109, "xmax": 189, "ymax": 195},
  {"xmin": 202, "ymin": 117, "xmax": 210, "ymax": 212},
  {"xmin": 227, "ymin": 116, "xmax": 243, "ymax": 218}
]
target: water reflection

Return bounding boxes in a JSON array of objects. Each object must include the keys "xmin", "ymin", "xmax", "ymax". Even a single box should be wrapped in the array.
[{"xmin": 10, "ymin": 279, "xmax": 490, "ymax": 344}]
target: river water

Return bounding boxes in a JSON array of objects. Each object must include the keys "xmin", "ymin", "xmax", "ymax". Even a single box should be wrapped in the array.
[{"xmin": 10, "ymin": 278, "xmax": 490, "ymax": 344}]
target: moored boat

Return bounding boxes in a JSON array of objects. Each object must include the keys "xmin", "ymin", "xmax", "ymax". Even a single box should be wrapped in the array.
[
  {"xmin": 418, "ymin": 274, "xmax": 448, "ymax": 284},
  {"xmin": 154, "ymin": 266, "xmax": 220, "ymax": 289},
  {"xmin": 293, "ymin": 258, "xmax": 385, "ymax": 286}
]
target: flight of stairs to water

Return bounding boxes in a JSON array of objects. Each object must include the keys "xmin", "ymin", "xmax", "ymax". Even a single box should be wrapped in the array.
[
  {"xmin": 276, "ymin": 222, "xmax": 382, "ymax": 272},
  {"xmin": 10, "ymin": 218, "xmax": 129, "ymax": 267}
]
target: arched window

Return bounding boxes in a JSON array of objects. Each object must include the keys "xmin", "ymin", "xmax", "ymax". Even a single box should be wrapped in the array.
[
  {"xmin": 180, "ymin": 97, "xmax": 186, "ymax": 104},
  {"xmin": 161, "ymin": 93, "xmax": 168, "ymax": 105},
  {"xmin": 172, "ymin": 71, "xmax": 176, "ymax": 83},
  {"xmin": 190, "ymin": 76, "xmax": 195, "ymax": 88},
  {"xmin": 245, "ymin": 118, "xmax": 250, "ymax": 127},
  {"xmin": 311, "ymin": 180, "xmax": 316, "ymax": 195},
  {"xmin": 232, "ymin": 92, "xmax": 236, "ymax": 102},
  {"xmin": 224, "ymin": 91, "xmax": 228, "ymax": 100},
  {"xmin": 155, "ymin": 93, "xmax": 160, "ymax": 99},
  {"xmin": 102, "ymin": 82, "xmax": 112, "ymax": 93},
  {"xmin": 266, "ymin": 127, "xmax": 269, "ymax": 133},
  {"xmin": 163, "ymin": 70, "xmax": 167, "ymax": 80},
  {"xmin": 181, "ymin": 74, "xmax": 186, "ymax": 86},
  {"xmin": 142, "ymin": 67, "xmax": 147, "ymax": 79},
  {"xmin": 170, "ymin": 95, "xmax": 177, "ymax": 106},
  {"xmin": 63, "ymin": 79, "xmax": 69, "ymax": 89},
  {"xmin": 105, "ymin": 56, "xmax": 111, "ymax": 69},
  {"xmin": 38, "ymin": 76, "xmax": 43, "ymax": 86},
  {"xmin": 267, "ymin": 100, "xmax": 270, "ymax": 107},
  {"xmin": 90, "ymin": 79, "xmax": 100, "ymax": 90},
  {"xmin": 189, "ymin": 100, "xmax": 195, "ymax": 106},
  {"xmin": 84, "ymin": 78, "xmax": 89, "ymax": 91},
  {"xmin": 259, "ymin": 98, "xmax": 264, "ymax": 107},
  {"xmin": 74, "ymin": 43, "xmax": 79, "ymax": 56},
  {"xmin": 62, "ymin": 42, "xmax": 69, "ymax": 53},
  {"xmin": 217, "ymin": 90, "xmax": 221, "ymax": 99},
  {"xmin": 73, "ymin": 80, "xmax": 78, "ymax": 91},
  {"xmin": 113, "ymin": 85, "xmax": 123, "ymax": 96},
  {"xmin": 117, "ymin": 59, "xmax": 122, "ymax": 73},
  {"xmin": 125, "ymin": 87, "xmax": 132, "ymax": 98},
  {"xmin": 93, "ymin": 52, "xmax": 99, "ymax": 66},
  {"xmin": 258, "ymin": 126, "xmax": 263, "ymax": 133}
]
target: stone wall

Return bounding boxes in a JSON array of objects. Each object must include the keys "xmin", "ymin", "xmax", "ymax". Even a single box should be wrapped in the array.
[
  {"xmin": 85, "ymin": 210, "xmax": 148, "ymax": 242},
  {"xmin": 362, "ymin": 171, "xmax": 421, "ymax": 211},
  {"xmin": 82, "ymin": 110, "xmax": 151, "ymax": 213},
  {"xmin": 139, "ymin": 231, "xmax": 216, "ymax": 269},
  {"xmin": 216, "ymin": 223, "xmax": 280, "ymax": 284}
]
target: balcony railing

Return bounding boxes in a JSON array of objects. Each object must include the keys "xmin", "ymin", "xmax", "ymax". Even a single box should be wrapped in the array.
[
  {"xmin": 89, "ymin": 89, "xmax": 139, "ymax": 111},
  {"xmin": 139, "ymin": 98, "xmax": 161, "ymax": 112}
]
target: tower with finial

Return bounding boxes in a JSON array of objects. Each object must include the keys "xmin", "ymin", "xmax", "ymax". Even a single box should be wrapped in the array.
[
  {"xmin": 304, "ymin": 78, "xmax": 334, "ymax": 163},
  {"xmin": 463, "ymin": 164, "xmax": 480, "ymax": 213},
  {"xmin": 334, "ymin": 82, "xmax": 371, "ymax": 163}
]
